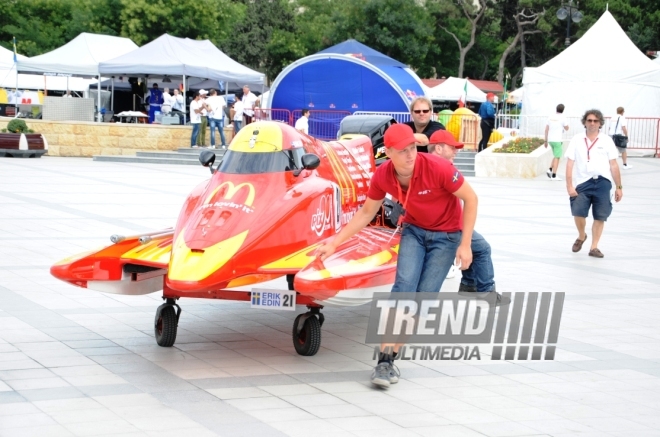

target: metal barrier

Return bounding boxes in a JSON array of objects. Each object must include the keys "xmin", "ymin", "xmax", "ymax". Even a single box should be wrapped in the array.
[
  {"xmin": 252, "ymin": 108, "xmax": 292, "ymax": 125},
  {"xmin": 292, "ymin": 110, "xmax": 351, "ymax": 140},
  {"xmin": 353, "ymin": 111, "xmax": 413, "ymax": 124},
  {"xmin": 497, "ymin": 114, "xmax": 660, "ymax": 155}
]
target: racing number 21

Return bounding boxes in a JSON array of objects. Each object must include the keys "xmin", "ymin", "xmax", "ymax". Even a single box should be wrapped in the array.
[{"xmin": 283, "ymin": 294, "xmax": 293, "ymax": 307}]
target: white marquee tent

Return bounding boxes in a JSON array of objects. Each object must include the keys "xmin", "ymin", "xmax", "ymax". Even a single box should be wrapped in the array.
[
  {"xmin": 522, "ymin": 11, "xmax": 660, "ymax": 118},
  {"xmin": 17, "ymin": 33, "xmax": 138, "ymax": 77},
  {"xmin": 654, "ymin": 56, "xmax": 660, "ymax": 65},
  {"xmin": 427, "ymin": 77, "xmax": 487, "ymax": 103},
  {"xmin": 98, "ymin": 34, "xmax": 264, "ymax": 85},
  {"xmin": 0, "ymin": 45, "xmax": 95, "ymax": 92}
]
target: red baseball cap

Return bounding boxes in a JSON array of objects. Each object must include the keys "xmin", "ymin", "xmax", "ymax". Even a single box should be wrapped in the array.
[
  {"xmin": 429, "ymin": 130, "xmax": 464, "ymax": 149},
  {"xmin": 384, "ymin": 124, "xmax": 417, "ymax": 150}
]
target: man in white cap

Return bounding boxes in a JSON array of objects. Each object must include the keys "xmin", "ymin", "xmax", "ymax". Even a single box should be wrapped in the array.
[{"xmin": 197, "ymin": 89, "xmax": 209, "ymax": 146}]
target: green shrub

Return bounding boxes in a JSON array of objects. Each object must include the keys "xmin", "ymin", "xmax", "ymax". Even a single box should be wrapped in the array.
[
  {"xmin": 492, "ymin": 137, "xmax": 544, "ymax": 154},
  {"xmin": 6, "ymin": 119, "xmax": 29, "ymax": 133}
]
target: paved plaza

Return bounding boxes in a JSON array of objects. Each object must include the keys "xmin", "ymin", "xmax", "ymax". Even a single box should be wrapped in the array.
[{"xmin": 1, "ymin": 155, "xmax": 660, "ymax": 437}]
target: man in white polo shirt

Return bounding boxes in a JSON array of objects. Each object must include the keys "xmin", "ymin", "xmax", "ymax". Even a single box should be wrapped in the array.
[
  {"xmin": 565, "ymin": 109, "xmax": 623, "ymax": 258},
  {"xmin": 241, "ymin": 85, "xmax": 258, "ymax": 126}
]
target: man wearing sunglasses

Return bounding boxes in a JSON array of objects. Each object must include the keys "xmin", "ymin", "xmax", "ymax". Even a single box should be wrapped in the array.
[
  {"xmin": 404, "ymin": 97, "xmax": 445, "ymax": 153},
  {"xmin": 565, "ymin": 109, "xmax": 623, "ymax": 258}
]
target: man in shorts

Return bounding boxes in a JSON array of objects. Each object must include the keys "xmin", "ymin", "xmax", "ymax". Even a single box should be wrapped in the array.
[
  {"xmin": 545, "ymin": 103, "xmax": 569, "ymax": 181},
  {"xmin": 565, "ymin": 109, "xmax": 623, "ymax": 258}
]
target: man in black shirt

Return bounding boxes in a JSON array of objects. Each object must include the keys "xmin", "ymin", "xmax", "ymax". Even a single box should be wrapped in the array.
[{"xmin": 404, "ymin": 96, "xmax": 445, "ymax": 153}]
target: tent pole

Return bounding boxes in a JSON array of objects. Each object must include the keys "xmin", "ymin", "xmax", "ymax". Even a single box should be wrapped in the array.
[
  {"xmin": 14, "ymin": 65, "xmax": 18, "ymax": 111},
  {"xmin": 183, "ymin": 75, "xmax": 187, "ymax": 124},
  {"xmin": 97, "ymin": 74, "xmax": 101, "ymax": 122},
  {"xmin": 111, "ymin": 77, "xmax": 114, "ymax": 112}
]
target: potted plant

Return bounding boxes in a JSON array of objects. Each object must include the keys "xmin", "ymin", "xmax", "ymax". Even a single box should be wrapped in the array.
[
  {"xmin": 0, "ymin": 119, "xmax": 48, "ymax": 158},
  {"xmin": 475, "ymin": 136, "xmax": 553, "ymax": 178}
]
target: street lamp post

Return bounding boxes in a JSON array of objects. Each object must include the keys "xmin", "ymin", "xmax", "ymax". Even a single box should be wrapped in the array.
[{"xmin": 557, "ymin": 0, "xmax": 583, "ymax": 46}]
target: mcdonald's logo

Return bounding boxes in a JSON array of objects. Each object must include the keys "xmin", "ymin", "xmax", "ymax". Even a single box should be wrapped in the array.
[{"xmin": 205, "ymin": 181, "xmax": 256, "ymax": 207}]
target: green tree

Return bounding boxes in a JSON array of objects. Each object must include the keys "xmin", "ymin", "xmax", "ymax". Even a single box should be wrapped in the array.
[
  {"xmin": 223, "ymin": 0, "xmax": 298, "ymax": 82},
  {"xmin": 329, "ymin": 0, "xmax": 434, "ymax": 72},
  {"xmin": 119, "ymin": 0, "xmax": 242, "ymax": 47}
]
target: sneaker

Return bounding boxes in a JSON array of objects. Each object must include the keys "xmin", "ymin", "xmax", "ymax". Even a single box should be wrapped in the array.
[
  {"xmin": 458, "ymin": 290, "xmax": 511, "ymax": 306},
  {"xmin": 191, "ymin": 145, "xmax": 199, "ymax": 148},
  {"xmin": 623, "ymin": 163, "xmax": 633, "ymax": 169},
  {"xmin": 552, "ymin": 175, "xmax": 563, "ymax": 181},
  {"xmin": 387, "ymin": 362, "xmax": 400, "ymax": 384},
  {"xmin": 446, "ymin": 265, "xmax": 457, "ymax": 279},
  {"xmin": 458, "ymin": 282, "xmax": 477, "ymax": 293},
  {"xmin": 546, "ymin": 169, "xmax": 552, "ymax": 179},
  {"xmin": 209, "ymin": 145, "xmax": 216, "ymax": 149},
  {"xmin": 371, "ymin": 362, "xmax": 392, "ymax": 389}
]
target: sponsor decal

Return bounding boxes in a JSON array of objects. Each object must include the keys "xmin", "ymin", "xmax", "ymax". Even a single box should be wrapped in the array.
[
  {"xmin": 251, "ymin": 288, "xmax": 296, "ymax": 311},
  {"xmin": 311, "ymin": 194, "xmax": 333, "ymax": 237},
  {"xmin": 453, "ymin": 171, "xmax": 460, "ymax": 183},
  {"xmin": 203, "ymin": 181, "xmax": 256, "ymax": 214}
]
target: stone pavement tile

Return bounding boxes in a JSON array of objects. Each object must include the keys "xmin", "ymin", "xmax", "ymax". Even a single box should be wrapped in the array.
[
  {"xmin": 226, "ymin": 396, "xmax": 293, "ymax": 411},
  {"xmin": 301, "ymin": 404, "xmax": 372, "ymax": 419},
  {"xmin": 205, "ymin": 386, "xmax": 270, "ymax": 399},
  {"xmin": 0, "ymin": 412, "xmax": 58, "ymax": 430},
  {"xmin": 47, "ymin": 407, "xmax": 122, "ymax": 424},
  {"xmin": 247, "ymin": 406, "xmax": 316, "ymax": 423},
  {"xmin": 258, "ymin": 383, "xmax": 322, "ymax": 396},
  {"xmin": 0, "ymin": 424, "xmax": 76, "ymax": 437},
  {"xmin": 76, "ymin": 384, "xmax": 143, "ymax": 397},
  {"xmin": 310, "ymin": 381, "xmax": 372, "ymax": 394},
  {"xmin": 269, "ymin": 419, "xmax": 349, "ymax": 437},
  {"xmin": 466, "ymin": 421, "xmax": 544, "ymax": 437},
  {"xmin": 413, "ymin": 425, "xmax": 493, "ymax": 437},
  {"xmin": 17, "ymin": 387, "xmax": 85, "ymax": 402},
  {"xmin": 7, "ymin": 377, "xmax": 70, "ymax": 390},
  {"xmin": 63, "ymin": 419, "xmax": 141, "ymax": 436}
]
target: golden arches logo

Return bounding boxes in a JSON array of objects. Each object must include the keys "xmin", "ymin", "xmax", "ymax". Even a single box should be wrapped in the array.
[{"xmin": 205, "ymin": 181, "xmax": 256, "ymax": 206}]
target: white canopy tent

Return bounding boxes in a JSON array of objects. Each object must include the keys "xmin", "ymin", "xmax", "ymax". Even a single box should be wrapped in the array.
[
  {"xmin": 654, "ymin": 56, "xmax": 660, "ymax": 65},
  {"xmin": 1, "ymin": 45, "xmax": 96, "ymax": 95},
  {"xmin": 522, "ymin": 11, "xmax": 660, "ymax": 118},
  {"xmin": 427, "ymin": 77, "xmax": 487, "ymax": 102},
  {"xmin": 98, "ymin": 34, "xmax": 266, "ymax": 122},
  {"xmin": 17, "ymin": 33, "xmax": 138, "ymax": 77},
  {"xmin": 16, "ymin": 33, "xmax": 138, "ymax": 117}
]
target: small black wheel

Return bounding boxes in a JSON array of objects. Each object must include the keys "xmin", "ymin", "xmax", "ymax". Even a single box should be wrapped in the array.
[
  {"xmin": 292, "ymin": 314, "xmax": 321, "ymax": 356},
  {"xmin": 155, "ymin": 305, "xmax": 177, "ymax": 347}
]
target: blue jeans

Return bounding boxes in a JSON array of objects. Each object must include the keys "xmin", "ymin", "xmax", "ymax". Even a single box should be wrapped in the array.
[
  {"xmin": 460, "ymin": 231, "xmax": 496, "ymax": 293},
  {"xmin": 234, "ymin": 120, "xmax": 242, "ymax": 135},
  {"xmin": 209, "ymin": 118, "xmax": 226, "ymax": 147},
  {"xmin": 190, "ymin": 123, "xmax": 200, "ymax": 147},
  {"xmin": 392, "ymin": 223, "xmax": 461, "ymax": 293}
]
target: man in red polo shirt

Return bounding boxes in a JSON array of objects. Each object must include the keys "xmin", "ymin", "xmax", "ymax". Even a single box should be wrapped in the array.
[{"xmin": 318, "ymin": 124, "xmax": 478, "ymax": 388}]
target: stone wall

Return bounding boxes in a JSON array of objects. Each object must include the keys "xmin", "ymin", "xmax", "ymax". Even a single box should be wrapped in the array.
[{"xmin": 0, "ymin": 117, "xmax": 234, "ymax": 157}]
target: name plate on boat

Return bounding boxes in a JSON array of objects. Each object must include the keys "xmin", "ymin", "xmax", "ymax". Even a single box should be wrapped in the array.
[{"xmin": 250, "ymin": 288, "xmax": 296, "ymax": 311}]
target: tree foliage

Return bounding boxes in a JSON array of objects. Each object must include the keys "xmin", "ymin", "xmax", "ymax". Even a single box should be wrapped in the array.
[{"xmin": 1, "ymin": 0, "xmax": 658, "ymax": 84}]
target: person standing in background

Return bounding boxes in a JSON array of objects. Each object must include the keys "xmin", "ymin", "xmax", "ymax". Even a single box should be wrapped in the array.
[
  {"xmin": 241, "ymin": 85, "xmax": 258, "ymax": 126},
  {"xmin": 609, "ymin": 107, "xmax": 631, "ymax": 169},
  {"xmin": 148, "ymin": 83, "xmax": 163, "ymax": 123},
  {"xmin": 478, "ymin": 93, "xmax": 496, "ymax": 152},
  {"xmin": 232, "ymin": 98, "xmax": 244, "ymax": 135},
  {"xmin": 196, "ymin": 89, "xmax": 209, "ymax": 147},
  {"xmin": 295, "ymin": 109, "xmax": 310, "ymax": 134},
  {"xmin": 189, "ymin": 92, "xmax": 203, "ymax": 148},
  {"xmin": 207, "ymin": 89, "xmax": 227, "ymax": 149},
  {"xmin": 545, "ymin": 104, "xmax": 569, "ymax": 181}
]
